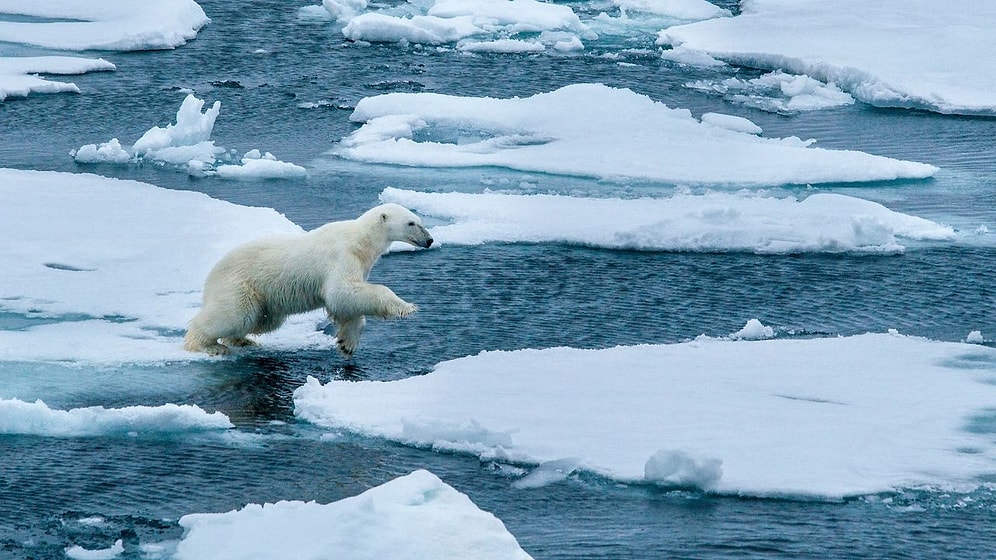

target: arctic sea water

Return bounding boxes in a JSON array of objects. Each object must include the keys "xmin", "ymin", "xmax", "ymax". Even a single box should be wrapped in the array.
[{"xmin": 2, "ymin": 0, "xmax": 996, "ymax": 558}]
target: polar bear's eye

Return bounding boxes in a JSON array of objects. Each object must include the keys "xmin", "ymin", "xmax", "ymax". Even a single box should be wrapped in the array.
[{"xmin": 407, "ymin": 221, "xmax": 416, "ymax": 226}]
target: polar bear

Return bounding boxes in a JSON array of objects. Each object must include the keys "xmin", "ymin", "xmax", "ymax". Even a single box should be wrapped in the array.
[{"xmin": 183, "ymin": 203, "xmax": 433, "ymax": 357}]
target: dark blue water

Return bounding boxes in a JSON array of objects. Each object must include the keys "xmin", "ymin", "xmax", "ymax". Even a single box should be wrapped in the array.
[{"xmin": 2, "ymin": 1, "xmax": 996, "ymax": 558}]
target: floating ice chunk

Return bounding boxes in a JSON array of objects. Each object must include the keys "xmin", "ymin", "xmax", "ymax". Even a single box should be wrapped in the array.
[
  {"xmin": 215, "ymin": 150, "xmax": 309, "ymax": 179},
  {"xmin": 0, "ymin": 398, "xmax": 232, "ymax": 437},
  {"xmin": 512, "ymin": 457, "xmax": 583, "ymax": 489},
  {"xmin": 644, "ymin": 449, "xmax": 722, "ymax": 489},
  {"xmin": 175, "ymin": 470, "xmax": 533, "ymax": 560},
  {"xmin": 378, "ymin": 188, "xmax": 955, "ymax": 254},
  {"xmin": 687, "ymin": 71, "xmax": 855, "ymax": 113},
  {"xmin": 0, "ymin": 56, "xmax": 115, "ymax": 102},
  {"xmin": 133, "ymin": 94, "xmax": 221, "ymax": 157},
  {"xmin": 427, "ymin": 0, "xmax": 587, "ymax": 35},
  {"xmin": 337, "ymin": 84, "xmax": 937, "ymax": 186},
  {"xmin": 966, "ymin": 331, "xmax": 985, "ymax": 345},
  {"xmin": 339, "ymin": 0, "xmax": 591, "ymax": 49},
  {"xmin": 74, "ymin": 94, "xmax": 306, "ymax": 178},
  {"xmin": 65, "ymin": 539, "xmax": 124, "ymax": 560},
  {"xmin": 660, "ymin": 0, "xmax": 996, "ymax": 115},
  {"xmin": 70, "ymin": 138, "xmax": 132, "ymax": 164},
  {"xmin": 700, "ymin": 112, "xmax": 762, "ymax": 134},
  {"xmin": 343, "ymin": 13, "xmax": 482, "ymax": 44},
  {"xmin": 0, "ymin": 0, "xmax": 208, "ymax": 51},
  {"xmin": 730, "ymin": 319, "xmax": 775, "ymax": 340},
  {"xmin": 659, "ymin": 44, "xmax": 725, "ymax": 67},
  {"xmin": 323, "ymin": 0, "xmax": 368, "ymax": 21},
  {"xmin": 293, "ymin": 333, "xmax": 996, "ymax": 498},
  {"xmin": 615, "ymin": 0, "xmax": 731, "ymax": 20}
]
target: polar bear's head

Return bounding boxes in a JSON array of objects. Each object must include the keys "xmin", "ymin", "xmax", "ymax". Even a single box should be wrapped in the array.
[{"xmin": 370, "ymin": 203, "xmax": 433, "ymax": 248}]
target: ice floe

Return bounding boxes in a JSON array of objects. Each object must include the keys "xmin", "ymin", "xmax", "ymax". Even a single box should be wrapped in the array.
[
  {"xmin": 379, "ymin": 187, "xmax": 955, "ymax": 254},
  {"xmin": 659, "ymin": 0, "xmax": 996, "ymax": 115},
  {"xmin": 73, "ymin": 94, "xmax": 307, "ymax": 179},
  {"xmin": 175, "ymin": 470, "xmax": 533, "ymax": 560},
  {"xmin": 0, "ymin": 0, "xmax": 209, "ymax": 51},
  {"xmin": 0, "ymin": 168, "xmax": 325, "ymax": 364},
  {"xmin": 334, "ymin": 84, "xmax": 937, "ymax": 186},
  {"xmin": 0, "ymin": 56, "xmax": 115, "ymax": 102},
  {"xmin": 0, "ymin": 398, "xmax": 232, "ymax": 437},
  {"xmin": 320, "ymin": 0, "xmax": 728, "ymax": 52},
  {"xmin": 294, "ymin": 332, "xmax": 996, "ymax": 498}
]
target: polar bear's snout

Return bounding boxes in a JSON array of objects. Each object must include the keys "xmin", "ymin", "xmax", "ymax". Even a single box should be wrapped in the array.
[{"xmin": 409, "ymin": 224, "xmax": 433, "ymax": 248}]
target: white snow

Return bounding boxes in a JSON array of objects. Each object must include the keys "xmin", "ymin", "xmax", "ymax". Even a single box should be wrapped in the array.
[
  {"xmin": 294, "ymin": 332, "xmax": 996, "ymax": 498},
  {"xmin": 0, "ymin": 56, "xmax": 114, "ymax": 102},
  {"xmin": 378, "ymin": 187, "xmax": 955, "ymax": 254},
  {"xmin": 73, "ymin": 94, "xmax": 306, "ymax": 179},
  {"xmin": 659, "ymin": 0, "xmax": 996, "ymax": 115},
  {"xmin": 0, "ymin": 398, "xmax": 232, "ymax": 437},
  {"xmin": 0, "ymin": 168, "xmax": 327, "ymax": 364},
  {"xmin": 686, "ymin": 71, "xmax": 856, "ymax": 113},
  {"xmin": 335, "ymin": 84, "xmax": 938, "ymax": 187},
  {"xmin": 65, "ymin": 539, "xmax": 124, "ymax": 560},
  {"xmin": 175, "ymin": 470, "xmax": 533, "ymax": 560},
  {"xmin": 0, "ymin": 0, "xmax": 209, "ymax": 51},
  {"xmin": 966, "ymin": 331, "xmax": 985, "ymax": 345}
]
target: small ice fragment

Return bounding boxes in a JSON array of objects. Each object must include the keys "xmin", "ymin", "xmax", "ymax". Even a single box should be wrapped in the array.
[
  {"xmin": 65, "ymin": 539, "xmax": 124, "ymax": 560},
  {"xmin": 730, "ymin": 319, "xmax": 774, "ymax": 340},
  {"xmin": 966, "ymin": 331, "xmax": 984, "ymax": 344}
]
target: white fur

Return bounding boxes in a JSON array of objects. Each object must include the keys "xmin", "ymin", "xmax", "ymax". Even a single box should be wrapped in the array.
[{"xmin": 184, "ymin": 203, "xmax": 432, "ymax": 357}]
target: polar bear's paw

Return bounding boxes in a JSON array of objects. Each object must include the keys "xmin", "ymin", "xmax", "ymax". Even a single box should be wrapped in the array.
[
  {"xmin": 397, "ymin": 302, "xmax": 418, "ymax": 318},
  {"xmin": 222, "ymin": 336, "xmax": 258, "ymax": 348}
]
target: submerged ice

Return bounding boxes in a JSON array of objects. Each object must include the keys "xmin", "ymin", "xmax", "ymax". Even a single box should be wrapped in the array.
[
  {"xmin": 335, "ymin": 84, "xmax": 937, "ymax": 186},
  {"xmin": 294, "ymin": 332, "xmax": 996, "ymax": 498}
]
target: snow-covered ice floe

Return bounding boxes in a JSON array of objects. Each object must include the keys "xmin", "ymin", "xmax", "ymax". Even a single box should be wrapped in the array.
[
  {"xmin": 659, "ymin": 0, "xmax": 996, "ymax": 115},
  {"xmin": 175, "ymin": 470, "xmax": 533, "ymax": 560},
  {"xmin": 0, "ymin": 0, "xmax": 209, "ymax": 51},
  {"xmin": 0, "ymin": 398, "xmax": 232, "ymax": 437},
  {"xmin": 295, "ymin": 331, "xmax": 996, "ymax": 498},
  {"xmin": 315, "ymin": 0, "xmax": 729, "ymax": 53},
  {"xmin": 0, "ymin": 168, "xmax": 330, "ymax": 364},
  {"xmin": 0, "ymin": 56, "xmax": 115, "ymax": 102},
  {"xmin": 379, "ymin": 187, "xmax": 955, "ymax": 254},
  {"xmin": 334, "ymin": 84, "xmax": 937, "ymax": 186},
  {"xmin": 72, "ymin": 94, "xmax": 307, "ymax": 179}
]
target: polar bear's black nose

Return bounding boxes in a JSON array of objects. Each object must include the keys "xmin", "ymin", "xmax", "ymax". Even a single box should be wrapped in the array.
[{"xmin": 425, "ymin": 238, "xmax": 434, "ymax": 248}]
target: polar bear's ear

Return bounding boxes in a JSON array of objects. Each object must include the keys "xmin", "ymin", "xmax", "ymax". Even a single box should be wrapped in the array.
[{"xmin": 380, "ymin": 212, "xmax": 388, "ymax": 222}]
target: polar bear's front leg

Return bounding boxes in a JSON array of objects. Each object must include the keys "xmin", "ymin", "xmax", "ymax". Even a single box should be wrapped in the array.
[{"xmin": 327, "ymin": 283, "xmax": 417, "ymax": 320}]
